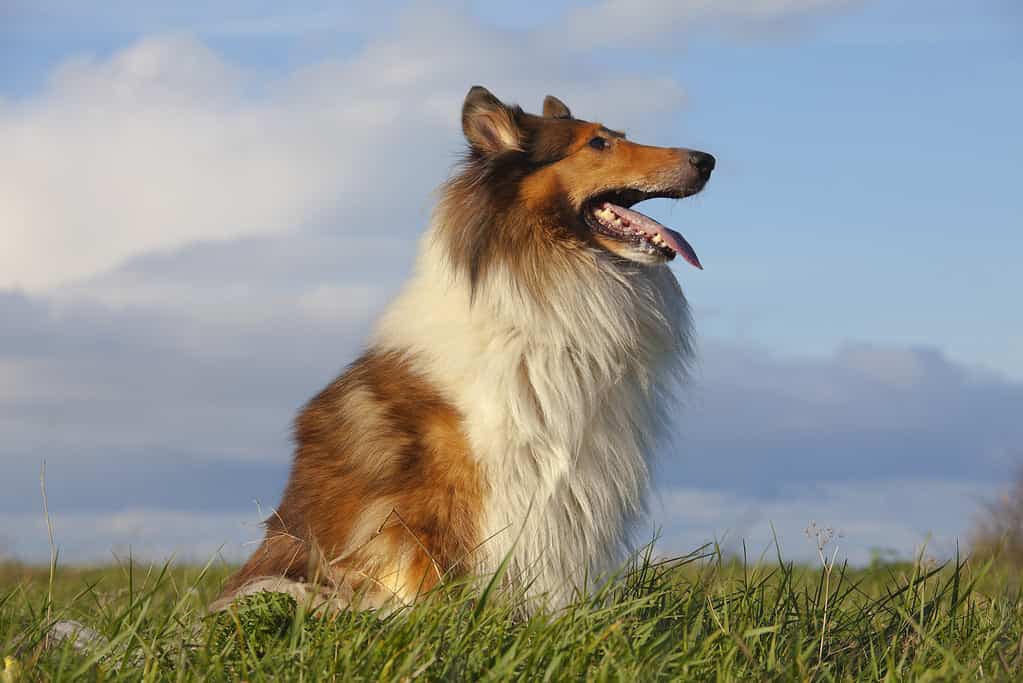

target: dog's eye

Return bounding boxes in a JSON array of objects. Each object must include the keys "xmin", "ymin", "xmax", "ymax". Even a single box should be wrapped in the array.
[{"xmin": 588, "ymin": 136, "xmax": 609, "ymax": 151}]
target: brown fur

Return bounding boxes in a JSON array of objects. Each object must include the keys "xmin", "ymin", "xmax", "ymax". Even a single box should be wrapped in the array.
[{"xmin": 221, "ymin": 350, "xmax": 486, "ymax": 605}]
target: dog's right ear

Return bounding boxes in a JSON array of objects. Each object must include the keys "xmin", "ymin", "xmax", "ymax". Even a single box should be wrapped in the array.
[
  {"xmin": 543, "ymin": 95, "xmax": 572, "ymax": 119},
  {"xmin": 462, "ymin": 86, "xmax": 522, "ymax": 155}
]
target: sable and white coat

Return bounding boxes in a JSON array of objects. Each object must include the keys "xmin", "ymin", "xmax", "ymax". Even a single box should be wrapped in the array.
[{"xmin": 217, "ymin": 87, "xmax": 712, "ymax": 613}]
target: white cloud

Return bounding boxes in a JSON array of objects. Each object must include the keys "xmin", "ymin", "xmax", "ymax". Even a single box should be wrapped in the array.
[
  {"xmin": 653, "ymin": 479, "xmax": 990, "ymax": 565},
  {"xmin": 565, "ymin": 0, "xmax": 864, "ymax": 44},
  {"xmin": 0, "ymin": 479, "xmax": 994, "ymax": 566},
  {"xmin": 0, "ymin": 508, "xmax": 258, "ymax": 564},
  {"xmin": 298, "ymin": 284, "xmax": 390, "ymax": 323},
  {"xmin": 1, "ymin": 35, "xmax": 336, "ymax": 290},
  {"xmin": 5, "ymin": 1, "xmax": 391, "ymax": 38},
  {"xmin": 0, "ymin": 6, "xmax": 685, "ymax": 293},
  {"xmin": 680, "ymin": 341, "xmax": 1021, "ymax": 472}
]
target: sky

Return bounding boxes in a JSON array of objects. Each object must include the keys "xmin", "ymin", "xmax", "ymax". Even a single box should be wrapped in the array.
[{"xmin": 1, "ymin": 0, "xmax": 1021, "ymax": 567}]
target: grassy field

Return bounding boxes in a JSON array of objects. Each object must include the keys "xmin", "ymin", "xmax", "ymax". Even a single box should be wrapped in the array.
[{"xmin": 1, "ymin": 546, "xmax": 1021, "ymax": 681}]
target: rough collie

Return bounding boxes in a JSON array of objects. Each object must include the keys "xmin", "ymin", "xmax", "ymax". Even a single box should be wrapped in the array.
[{"xmin": 215, "ymin": 86, "xmax": 714, "ymax": 613}]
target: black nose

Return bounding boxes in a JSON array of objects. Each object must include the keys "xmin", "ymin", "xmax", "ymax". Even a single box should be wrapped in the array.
[{"xmin": 688, "ymin": 151, "xmax": 716, "ymax": 176}]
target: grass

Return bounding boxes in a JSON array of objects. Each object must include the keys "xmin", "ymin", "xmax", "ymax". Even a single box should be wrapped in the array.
[
  {"xmin": 1, "ymin": 545, "xmax": 1021, "ymax": 681},
  {"xmin": 971, "ymin": 467, "xmax": 1023, "ymax": 570}
]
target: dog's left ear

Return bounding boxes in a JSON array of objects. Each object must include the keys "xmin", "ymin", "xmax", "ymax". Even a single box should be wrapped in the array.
[
  {"xmin": 542, "ymin": 95, "xmax": 572, "ymax": 119},
  {"xmin": 462, "ymin": 85, "xmax": 522, "ymax": 155}
]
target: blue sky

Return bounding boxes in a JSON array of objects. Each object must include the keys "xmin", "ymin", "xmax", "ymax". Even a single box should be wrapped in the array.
[{"xmin": 1, "ymin": 0, "xmax": 1021, "ymax": 565}]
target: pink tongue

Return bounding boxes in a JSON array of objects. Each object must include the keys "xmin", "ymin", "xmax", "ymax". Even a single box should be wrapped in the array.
[{"xmin": 605, "ymin": 203, "xmax": 703, "ymax": 270}]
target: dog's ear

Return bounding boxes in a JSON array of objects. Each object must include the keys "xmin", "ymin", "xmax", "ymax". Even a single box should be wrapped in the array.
[
  {"xmin": 542, "ymin": 95, "xmax": 572, "ymax": 119},
  {"xmin": 462, "ymin": 86, "xmax": 522, "ymax": 155}
]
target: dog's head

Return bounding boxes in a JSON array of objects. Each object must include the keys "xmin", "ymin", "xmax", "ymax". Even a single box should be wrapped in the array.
[{"xmin": 440, "ymin": 86, "xmax": 714, "ymax": 290}]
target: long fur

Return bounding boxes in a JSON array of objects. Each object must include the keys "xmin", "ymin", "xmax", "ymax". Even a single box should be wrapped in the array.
[
  {"xmin": 216, "ymin": 86, "xmax": 706, "ymax": 614},
  {"xmin": 374, "ymin": 227, "xmax": 691, "ymax": 606}
]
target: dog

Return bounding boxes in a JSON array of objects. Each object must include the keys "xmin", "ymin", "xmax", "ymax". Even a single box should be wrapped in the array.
[{"xmin": 215, "ymin": 86, "xmax": 714, "ymax": 613}]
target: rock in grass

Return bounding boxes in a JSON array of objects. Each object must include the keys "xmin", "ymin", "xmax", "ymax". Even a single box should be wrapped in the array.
[{"xmin": 46, "ymin": 620, "xmax": 109, "ymax": 654}]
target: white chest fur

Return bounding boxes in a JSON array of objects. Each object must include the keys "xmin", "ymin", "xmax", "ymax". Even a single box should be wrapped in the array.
[{"xmin": 375, "ymin": 229, "xmax": 692, "ymax": 607}]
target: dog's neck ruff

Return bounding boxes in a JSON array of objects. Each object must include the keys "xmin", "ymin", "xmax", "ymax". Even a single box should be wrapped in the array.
[{"xmin": 373, "ymin": 217, "xmax": 693, "ymax": 607}]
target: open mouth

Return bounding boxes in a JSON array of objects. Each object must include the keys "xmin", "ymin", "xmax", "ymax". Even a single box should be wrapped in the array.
[{"xmin": 583, "ymin": 190, "xmax": 702, "ymax": 269}]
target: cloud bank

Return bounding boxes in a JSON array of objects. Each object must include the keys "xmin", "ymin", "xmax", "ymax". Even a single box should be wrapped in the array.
[
  {"xmin": 565, "ymin": 0, "xmax": 864, "ymax": 44},
  {"xmin": 5, "ymin": 272, "xmax": 1019, "ymax": 563},
  {"xmin": 0, "ymin": 10, "xmax": 685, "ymax": 291}
]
